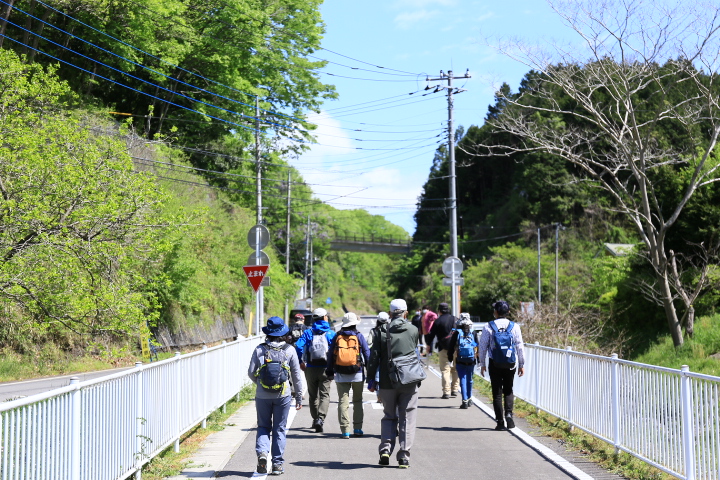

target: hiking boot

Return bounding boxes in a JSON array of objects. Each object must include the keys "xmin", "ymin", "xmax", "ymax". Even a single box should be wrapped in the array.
[
  {"xmin": 451, "ymin": 391, "xmax": 458, "ymax": 397},
  {"xmin": 256, "ymin": 454, "xmax": 268, "ymax": 474},
  {"xmin": 398, "ymin": 458, "xmax": 410, "ymax": 469},
  {"xmin": 271, "ymin": 464, "xmax": 284, "ymax": 475},
  {"xmin": 494, "ymin": 420, "xmax": 506, "ymax": 431},
  {"xmin": 379, "ymin": 453, "xmax": 391, "ymax": 466},
  {"xmin": 505, "ymin": 415, "xmax": 516, "ymax": 429},
  {"xmin": 460, "ymin": 400, "xmax": 468, "ymax": 409},
  {"xmin": 441, "ymin": 393, "xmax": 450, "ymax": 399},
  {"xmin": 314, "ymin": 418, "xmax": 324, "ymax": 433},
  {"xmin": 353, "ymin": 429, "xmax": 364, "ymax": 437},
  {"xmin": 341, "ymin": 432, "xmax": 350, "ymax": 439}
]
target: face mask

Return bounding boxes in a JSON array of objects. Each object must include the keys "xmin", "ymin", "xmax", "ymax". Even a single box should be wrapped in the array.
[{"xmin": 422, "ymin": 309, "xmax": 427, "ymax": 314}]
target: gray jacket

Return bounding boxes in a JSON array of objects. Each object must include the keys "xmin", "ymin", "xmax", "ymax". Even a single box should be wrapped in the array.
[{"xmin": 248, "ymin": 340, "xmax": 304, "ymax": 403}]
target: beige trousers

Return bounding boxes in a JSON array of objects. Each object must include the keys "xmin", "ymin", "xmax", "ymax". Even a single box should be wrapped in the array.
[{"xmin": 438, "ymin": 349, "xmax": 459, "ymax": 395}]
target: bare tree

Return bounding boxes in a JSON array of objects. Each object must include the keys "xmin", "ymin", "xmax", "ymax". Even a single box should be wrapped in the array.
[{"xmin": 465, "ymin": 0, "xmax": 720, "ymax": 346}]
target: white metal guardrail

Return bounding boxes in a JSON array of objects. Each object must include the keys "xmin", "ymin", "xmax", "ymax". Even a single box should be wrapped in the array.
[
  {"xmin": 492, "ymin": 344, "xmax": 720, "ymax": 480},
  {"xmin": 0, "ymin": 335, "xmax": 263, "ymax": 480}
]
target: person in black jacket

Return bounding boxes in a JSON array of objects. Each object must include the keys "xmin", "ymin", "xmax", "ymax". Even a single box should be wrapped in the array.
[
  {"xmin": 427, "ymin": 302, "xmax": 459, "ymax": 399},
  {"xmin": 447, "ymin": 314, "xmax": 479, "ymax": 409}
]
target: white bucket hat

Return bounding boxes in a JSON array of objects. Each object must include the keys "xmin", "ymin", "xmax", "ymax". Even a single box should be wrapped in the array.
[{"xmin": 341, "ymin": 312, "xmax": 360, "ymax": 328}]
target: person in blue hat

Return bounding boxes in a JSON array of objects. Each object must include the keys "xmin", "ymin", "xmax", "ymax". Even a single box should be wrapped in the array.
[{"xmin": 248, "ymin": 316, "xmax": 304, "ymax": 475}]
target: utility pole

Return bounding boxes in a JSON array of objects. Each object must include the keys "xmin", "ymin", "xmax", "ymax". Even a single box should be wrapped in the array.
[
  {"xmin": 555, "ymin": 223, "xmax": 559, "ymax": 317},
  {"xmin": 537, "ymin": 228, "xmax": 542, "ymax": 305},
  {"xmin": 284, "ymin": 170, "xmax": 291, "ymax": 320},
  {"xmin": 309, "ymin": 236, "xmax": 314, "ymax": 311},
  {"xmin": 303, "ymin": 215, "xmax": 310, "ymax": 302},
  {"xmin": 425, "ymin": 69, "xmax": 471, "ymax": 316},
  {"xmin": 254, "ymin": 96, "xmax": 264, "ymax": 327}
]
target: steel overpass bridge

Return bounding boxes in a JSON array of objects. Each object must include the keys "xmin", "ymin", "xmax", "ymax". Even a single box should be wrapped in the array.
[{"xmin": 330, "ymin": 234, "xmax": 412, "ymax": 254}]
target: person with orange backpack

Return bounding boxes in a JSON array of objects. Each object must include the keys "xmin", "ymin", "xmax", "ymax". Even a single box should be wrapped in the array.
[{"xmin": 326, "ymin": 312, "xmax": 371, "ymax": 438}]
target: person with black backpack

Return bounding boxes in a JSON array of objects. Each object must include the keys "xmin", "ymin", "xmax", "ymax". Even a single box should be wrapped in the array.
[
  {"xmin": 294, "ymin": 307, "xmax": 336, "ymax": 433},
  {"xmin": 248, "ymin": 316, "xmax": 303, "ymax": 475},
  {"xmin": 447, "ymin": 313, "xmax": 480, "ymax": 409},
  {"xmin": 478, "ymin": 301, "xmax": 525, "ymax": 430},
  {"xmin": 325, "ymin": 312, "xmax": 371, "ymax": 438},
  {"xmin": 427, "ymin": 302, "xmax": 460, "ymax": 399}
]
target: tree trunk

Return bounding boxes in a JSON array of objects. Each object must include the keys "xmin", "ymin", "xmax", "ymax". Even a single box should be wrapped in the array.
[
  {"xmin": 686, "ymin": 306, "xmax": 694, "ymax": 339},
  {"xmin": 660, "ymin": 275, "xmax": 684, "ymax": 347},
  {"xmin": 0, "ymin": 0, "xmax": 16, "ymax": 48}
]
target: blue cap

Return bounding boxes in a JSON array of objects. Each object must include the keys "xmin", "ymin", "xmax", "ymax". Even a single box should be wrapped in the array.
[
  {"xmin": 493, "ymin": 301, "xmax": 510, "ymax": 315},
  {"xmin": 262, "ymin": 316, "xmax": 290, "ymax": 336}
]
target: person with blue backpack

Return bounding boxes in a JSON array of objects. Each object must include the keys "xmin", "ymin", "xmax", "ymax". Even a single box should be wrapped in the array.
[
  {"xmin": 248, "ymin": 316, "xmax": 304, "ymax": 475},
  {"xmin": 478, "ymin": 301, "xmax": 525, "ymax": 430},
  {"xmin": 294, "ymin": 307, "xmax": 336, "ymax": 433},
  {"xmin": 447, "ymin": 313, "xmax": 480, "ymax": 409}
]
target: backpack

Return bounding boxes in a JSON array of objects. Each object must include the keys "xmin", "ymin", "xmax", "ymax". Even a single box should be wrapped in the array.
[
  {"xmin": 306, "ymin": 331, "xmax": 330, "ymax": 366},
  {"xmin": 457, "ymin": 331, "xmax": 477, "ymax": 364},
  {"xmin": 255, "ymin": 344, "xmax": 291, "ymax": 392},
  {"xmin": 489, "ymin": 320, "xmax": 516, "ymax": 367},
  {"xmin": 290, "ymin": 323, "xmax": 306, "ymax": 343},
  {"xmin": 334, "ymin": 333, "xmax": 361, "ymax": 374}
]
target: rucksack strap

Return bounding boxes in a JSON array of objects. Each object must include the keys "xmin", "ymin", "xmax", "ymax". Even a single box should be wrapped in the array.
[{"xmin": 489, "ymin": 320, "xmax": 499, "ymax": 333}]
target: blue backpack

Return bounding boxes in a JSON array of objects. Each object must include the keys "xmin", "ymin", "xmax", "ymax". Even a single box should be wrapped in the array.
[
  {"xmin": 457, "ymin": 331, "xmax": 477, "ymax": 364},
  {"xmin": 489, "ymin": 320, "xmax": 516, "ymax": 366},
  {"xmin": 255, "ymin": 344, "xmax": 291, "ymax": 393}
]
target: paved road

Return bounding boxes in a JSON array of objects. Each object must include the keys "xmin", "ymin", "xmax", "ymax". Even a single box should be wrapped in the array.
[
  {"xmin": 218, "ymin": 351, "xmax": 575, "ymax": 479},
  {"xmin": 0, "ymin": 367, "xmax": 133, "ymax": 402}
]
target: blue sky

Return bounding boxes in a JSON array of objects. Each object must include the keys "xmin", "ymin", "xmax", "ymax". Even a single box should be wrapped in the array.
[{"xmin": 290, "ymin": 0, "xmax": 576, "ymax": 235}]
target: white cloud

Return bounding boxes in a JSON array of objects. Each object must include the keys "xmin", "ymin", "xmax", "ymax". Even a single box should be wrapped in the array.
[
  {"xmin": 477, "ymin": 11, "xmax": 495, "ymax": 22},
  {"xmin": 394, "ymin": 9, "xmax": 440, "ymax": 29}
]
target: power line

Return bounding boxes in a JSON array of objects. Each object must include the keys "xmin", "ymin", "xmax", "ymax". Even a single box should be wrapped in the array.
[{"xmin": 323, "ymin": 72, "xmax": 427, "ymax": 82}]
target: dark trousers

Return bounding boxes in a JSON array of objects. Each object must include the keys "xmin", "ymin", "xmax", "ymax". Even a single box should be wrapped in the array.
[{"xmin": 488, "ymin": 360, "xmax": 516, "ymax": 420}]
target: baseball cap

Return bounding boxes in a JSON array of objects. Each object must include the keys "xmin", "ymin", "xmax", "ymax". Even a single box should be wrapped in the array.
[
  {"xmin": 389, "ymin": 299, "xmax": 407, "ymax": 312},
  {"xmin": 312, "ymin": 307, "xmax": 328, "ymax": 318},
  {"xmin": 377, "ymin": 312, "xmax": 390, "ymax": 323},
  {"xmin": 438, "ymin": 302, "xmax": 450, "ymax": 313}
]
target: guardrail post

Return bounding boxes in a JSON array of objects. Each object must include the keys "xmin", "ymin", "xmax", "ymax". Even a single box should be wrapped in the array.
[
  {"xmin": 174, "ymin": 352, "xmax": 182, "ymax": 453},
  {"xmin": 611, "ymin": 353, "xmax": 621, "ymax": 454},
  {"xmin": 534, "ymin": 342, "xmax": 540, "ymax": 414},
  {"xmin": 70, "ymin": 377, "xmax": 80, "ymax": 480},
  {"xmin": 222, "ymin": 341, "xmax": 227, "ymax": 413},
  {"xmin": 202, "ymin": 345, "xmax": 208, "ymax": 429},
  {"xmin": 134, "ymin": 361, "xmax": 143, "ymax": 479},
  {"xmin": 565, "ymin": 346, "xmax": 574, "ymax": 431},
  {"xmin": 681, "ymin": 365, "xmax": 695, "ymax": 480}
]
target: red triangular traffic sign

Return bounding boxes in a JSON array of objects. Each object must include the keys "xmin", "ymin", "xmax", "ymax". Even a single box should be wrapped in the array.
[{"xmin": 243, "ymin": 265, "xmax": 269, "ymax": 292}]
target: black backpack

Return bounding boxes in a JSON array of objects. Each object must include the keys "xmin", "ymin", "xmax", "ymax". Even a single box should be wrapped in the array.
[{"xmin": 255, "ymin": 344, "xmax": 291, "ymax": 392}]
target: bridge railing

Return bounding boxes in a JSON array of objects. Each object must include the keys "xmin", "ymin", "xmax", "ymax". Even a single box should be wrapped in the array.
[
  {"xmin": 501, "ymin": 344, "xmax": 720, "ymax": 480},
  {"xmin": 0, "ymin": 335, "xmax": 263, "ymax": 480},
  {"xmin": 331, "ymin": 234, "xmax": 411, "ymax": 245}
]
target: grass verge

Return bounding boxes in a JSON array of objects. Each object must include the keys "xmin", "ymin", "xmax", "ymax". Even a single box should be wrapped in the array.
[
  {"xmin": 141, "ymin": 384, "xmax": 255, "ymax": 480},
  {"xmin": 473, "ymin": 377, "xmax": 672, "ymax": 480}
]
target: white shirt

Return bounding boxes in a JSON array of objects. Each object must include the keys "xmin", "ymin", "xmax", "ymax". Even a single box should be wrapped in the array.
[{"xmin": 477, "ymin": 318, "xmax": 525, "ymax": 369}]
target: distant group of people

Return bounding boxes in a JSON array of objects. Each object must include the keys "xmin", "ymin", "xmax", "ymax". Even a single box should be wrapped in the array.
[{"xmin": 247, "ymin": 299, "xmax": 525, "ymax": 475}]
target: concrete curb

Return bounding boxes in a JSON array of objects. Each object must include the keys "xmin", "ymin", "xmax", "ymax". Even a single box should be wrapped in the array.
[{"xmin": 427, "ymin": 365, "xmax": 594, "ymax": 480}]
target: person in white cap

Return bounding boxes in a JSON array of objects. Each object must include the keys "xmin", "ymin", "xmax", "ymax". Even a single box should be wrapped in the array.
[
  {"xmin": 367, "ymin": 299, "xmax": 421, "ymax": 469},
  {"xmin": 325, "ymin": 312, "xmax": 371, "ymax": 438},
  {"xmin": 294, "ymin": 307, "xmax": 336, "ymax": 433}
]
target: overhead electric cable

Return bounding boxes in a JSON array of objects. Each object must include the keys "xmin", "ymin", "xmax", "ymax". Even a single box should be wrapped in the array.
[{"xmin": 323, "ymin": 72, "xmax": 428, "ymax": 82}]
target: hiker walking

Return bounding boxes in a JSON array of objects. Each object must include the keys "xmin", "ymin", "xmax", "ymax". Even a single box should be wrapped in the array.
[
  {"xmin": 288, "ymin": 313, "xmax": 307, "ymax": 346},
  {"xmin": 295, "ymin": 307, "xmax": 336, "ymax": 433},
  {"xmin": 326, "ymin": 312, "xmax": 371, "ymax": 438},
  {"xmin": 478, "ymin": 301, "xmax": 525, "ymax": 430},
  {"xmin": 447, "ymin": 313, "xmax": 480, "ymax": 409},
  {"xmin": 248, "ymin": 317, "xmax": 303, "ymax": 475},
  {"xmin": 420, "ymin": 305, "xmax": 437, "ymax": 355},
  {"xmin": 427, "ymin": 302, "xmax": 460, "ymax": 399},
  {"xmin": 368, "ymin": 312, "xmax": 389, "ymax": 404},
  {"xmin": 367, "ymin": 299, "xmax": 425, "ymax": 469}
]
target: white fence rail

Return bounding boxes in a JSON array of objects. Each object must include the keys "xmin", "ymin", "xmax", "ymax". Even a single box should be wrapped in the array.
[
  {"xmin": 0, "ymin": 336, "xmax": 263, "ymax": 480},
  {"xmin": 505, "ymin": 344, "xmax": 720, "ymax": 480}
]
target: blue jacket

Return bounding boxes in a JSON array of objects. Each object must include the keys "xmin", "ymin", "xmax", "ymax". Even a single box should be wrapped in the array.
[
  {"xmin": 326, "ymin": 329, "xmax": 371, "ymax": 375},
  {"xmin": 295, "ymin": 320, "xmax": 336, "ymax": 367}
]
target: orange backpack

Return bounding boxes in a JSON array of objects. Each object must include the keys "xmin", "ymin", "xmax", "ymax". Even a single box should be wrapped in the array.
[{"xmin": 334, "ymin": 334, "xmax": 361, "ymax": 374}]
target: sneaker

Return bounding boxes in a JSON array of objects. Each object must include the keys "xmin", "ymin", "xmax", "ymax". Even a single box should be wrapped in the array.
[
  {"xmin": 256, "ymin": 454, "xmax": 268, "ymax": 474},
  {"xmin": 505, "ymin": 416, "xmax": 516, "ymax": 429},
  {"xmin": 353, "ymin": 429, "xmax": 364, "ymax": 437},
  {"xmin": 271, "ymin": 464, "xmax": 284, "ymax": 475},
  {"xmin": 450, "ymin": 391, "xmax": 458, "ymax": 397},
  {"xmin": 398, "ymin": 458, "xmax": 410, "ymax": 469},
  {"xmin": 494, "ymin": 421, "xmax": 506, "ymax": 431},
  {"xmin": 441, "ymin": 393, "xmax": 450, "ymax": 399},
  {"xmin": 314, "ymin": 418, "xmax": 324, "ymax": 433},
  {"xmin": 341, "ymin": 432, "xmax": 350, "ymax": 439},
  {"xmin": 379, "ymin": 453, "xmax": 390, "ymax": 466},
  {"xmin": 460, "ymin": 400, "xmax": 468, "ymax": 409}
]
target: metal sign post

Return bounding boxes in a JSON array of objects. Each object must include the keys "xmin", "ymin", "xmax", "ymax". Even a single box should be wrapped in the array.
[
  {"xmin": 442, "ymin": 256, "xmax": 464, "ymax": 313},
  {"xmin": 247, "ymin": 225, "xmax": 270, "ymax": 335}
]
